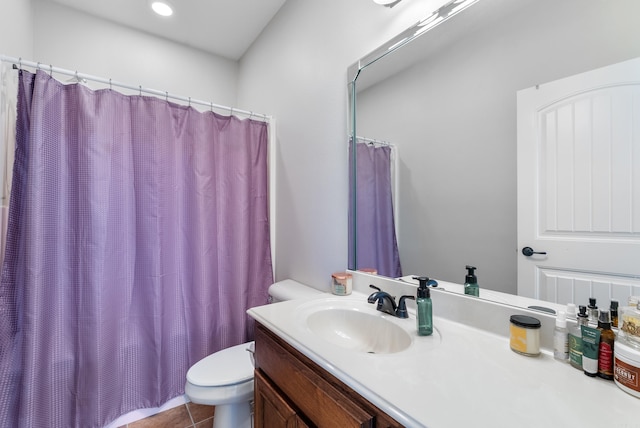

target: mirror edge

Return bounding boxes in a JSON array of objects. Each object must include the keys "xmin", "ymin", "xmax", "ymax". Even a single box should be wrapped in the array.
[{"xmin": 347, "ymin": 0, "xmax": 482, "ymax": 272}]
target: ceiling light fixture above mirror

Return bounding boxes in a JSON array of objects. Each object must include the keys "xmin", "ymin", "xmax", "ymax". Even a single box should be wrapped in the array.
[
  {"xmin": 373, "ymin": 0, "xmax": 404, "ymax": 8},
  {"xmin": 150, "ymin": 0, "xmax": 174, "ymax": 17}
]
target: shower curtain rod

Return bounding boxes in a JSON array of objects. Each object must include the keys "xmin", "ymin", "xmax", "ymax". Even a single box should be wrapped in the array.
[
  {"xmin": 0, "ymin": 55, "xmax": 271, "ymax": 122},
  {"xmin": 355, "ymin": 135, "xmax": 394, "ymax": 147}
]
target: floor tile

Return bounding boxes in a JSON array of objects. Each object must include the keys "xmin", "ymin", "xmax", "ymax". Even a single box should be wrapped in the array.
[
  {"xmin": 128, "ymin": 404, "xmax": 193, "ymax": 428},
  {"xmin": 186, "ymin": 403, "xmax": 215, "ymax": 424}
]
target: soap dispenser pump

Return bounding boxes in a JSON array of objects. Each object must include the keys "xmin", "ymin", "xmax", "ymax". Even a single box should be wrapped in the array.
[
  {"xmin": 464, "ymin": 265, "xmax": 479, "ymax": 297},
  {"xmin": 416, "ymin": 278, "xmax": 433, "ymax": 336}
]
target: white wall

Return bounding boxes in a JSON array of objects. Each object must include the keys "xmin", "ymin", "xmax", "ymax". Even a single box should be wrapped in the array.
[
  {"xmin": 0, "ymin": 0, "xmax": 33, "ymax": 58},
  {"xmin": 238, "ymin": 0, "xmax": 448, "ymax": 289},
  {"xmin": 30, "ymin": 0, "xmax": 238, "ymax": 107}
]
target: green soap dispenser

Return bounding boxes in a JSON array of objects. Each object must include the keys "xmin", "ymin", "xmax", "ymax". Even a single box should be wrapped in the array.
[
  {"xmin": 464, "ymin": 265, "xmax": 479, "ymax": 297},
  {"xmin": 416, "ymin": 277, "xmax": 433, "ymax": 336}
]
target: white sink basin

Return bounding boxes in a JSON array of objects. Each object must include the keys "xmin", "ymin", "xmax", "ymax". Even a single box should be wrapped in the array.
[{"xmin": 295, "ymin": 298, "xmax": 413, "ymax": 354}]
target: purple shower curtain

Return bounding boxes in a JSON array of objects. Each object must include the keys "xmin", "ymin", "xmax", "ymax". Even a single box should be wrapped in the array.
[
  {"xmin": 348, "ymin": 139, "xmax": 402, "ymax": 278},
  {"xmin": 0, "ymin": 70, "xmax": 273, "ymax": 427}
]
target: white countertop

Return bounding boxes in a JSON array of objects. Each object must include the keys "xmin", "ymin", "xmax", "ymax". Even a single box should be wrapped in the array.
[{"xmin": 248, "ymin": 291, "xmax": 638, "ymax": 428}]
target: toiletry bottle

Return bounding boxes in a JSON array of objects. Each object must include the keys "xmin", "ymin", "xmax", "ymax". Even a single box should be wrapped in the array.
[
  {"xmin": 464, "ymin": 265, "xmax": 479, "ymax": 297},
  {"xmin": 581, "ymin": 325, "xmax": 601, "ymax": 377},
  {"xmin": 566, "ymin": 303, "xmax": 577, "ymax": 320},
  {"xmin": 610, "ymin": 300, "xmax": 619, "ymax": 328},
  {"xmin": 597, "ymin": 310, "xmax": 615, "ymax": 380},
  {"xmin": 588, "ymin": 297, "xmax": 599, "ymax": 324},
  {"xmin": 553, "ymin": 311, "xmax": 569, "ymax": 362},
  {"xmin": 416, "ymin": 279, "xmax": 433, "ymax": 336},
  {"xmin": 569, "ymin": 305, "xmax": 589, "ymax": 370}
]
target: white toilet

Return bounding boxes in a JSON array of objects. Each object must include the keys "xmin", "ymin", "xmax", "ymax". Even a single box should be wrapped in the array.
[{"xmin": 184, "ymin": 279, "xmax": 322, "ymax": 428}]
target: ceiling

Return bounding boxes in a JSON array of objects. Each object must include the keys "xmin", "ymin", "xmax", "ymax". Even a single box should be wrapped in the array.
[{"xmin": 42, "ymin": 0, "xmax": 288, "ymax": 61}]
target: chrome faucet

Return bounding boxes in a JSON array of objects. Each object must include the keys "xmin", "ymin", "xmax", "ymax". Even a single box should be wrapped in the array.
[{"xmin": 367, "ymin": 285, "xmax": 415, "ymax": 318}]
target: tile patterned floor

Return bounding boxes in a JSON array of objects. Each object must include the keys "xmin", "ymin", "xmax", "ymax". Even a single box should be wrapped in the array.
[{"xmin": 122, "ymin": 403, "xmax": 215, "ymax": 428}]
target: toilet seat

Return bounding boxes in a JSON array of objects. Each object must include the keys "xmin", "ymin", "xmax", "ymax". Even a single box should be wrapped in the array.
[{"xmin": 187, "ymin": 341, "xmax": 254, "ymax": 387}]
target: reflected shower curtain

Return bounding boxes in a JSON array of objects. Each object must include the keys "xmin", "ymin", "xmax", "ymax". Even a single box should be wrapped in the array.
[
  {"xmin": 0, "ymin": 62, "xmax": 17, "ymax": 264},
  {"xmin": 0, "ymin": 70, "xmax": 273, "ymax": 427},
  {"xmin": 349, "ymin": 139, "xmax": 402, "ymax": 278}
]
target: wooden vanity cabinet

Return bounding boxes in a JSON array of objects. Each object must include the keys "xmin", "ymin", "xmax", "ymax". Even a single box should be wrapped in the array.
[{"xmin": 254, "ymin": 323, "xmax": 403, "ymax": 428}]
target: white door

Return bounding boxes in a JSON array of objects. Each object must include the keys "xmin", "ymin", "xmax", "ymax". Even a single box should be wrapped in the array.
[{"xmin": 517, "ymin": 57, "xmax": 640, "ymax": 306}]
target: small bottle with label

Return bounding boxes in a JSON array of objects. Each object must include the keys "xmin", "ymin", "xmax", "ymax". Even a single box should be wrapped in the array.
[
  {"xmin": 587, "ymin": 297, "xmax": 599, "ymax": 324},
  {"xmin": 464, "ymin": 265, "xmax": 479, "ymax": 297},
  {"xmin": 416, "ymin": 280, "xmax": 433, "ymax": 336},
  {"xmin": 597, "ymin": 310, "xmax": 615, "ymax": 380},
  {"xmin": 553, "ymin": 311, "xmax": 569, "ymax": 362},
  {"xmin": 610, "ymin": 300, "xmax": 619, "ymax": 328},
  {"xmin": 569, "ymin": 305, "xmax": 589, "ymax": 370}
]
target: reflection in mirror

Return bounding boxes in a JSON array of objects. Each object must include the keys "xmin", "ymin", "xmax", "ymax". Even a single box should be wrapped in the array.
[
  {"xmin": 349, "ymin": 0, "xmax": 640, "ymax": 303},
  {"xmin": 348, "ymin": 137, "xmax": 401, "ymax": 278}
]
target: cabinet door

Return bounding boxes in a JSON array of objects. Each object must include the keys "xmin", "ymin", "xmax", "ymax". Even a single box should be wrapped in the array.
[
  {"xmin": 255, "ymin": 325, "xmax": 375, "ymax": 427},
  {"xmin": 254, "ymin": 369, "xmax": 309, "ymax": 428}
]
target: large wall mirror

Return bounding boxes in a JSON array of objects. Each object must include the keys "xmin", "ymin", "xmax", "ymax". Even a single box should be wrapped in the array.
[{"xmin": 348, "ymin": 0, "xmax": 640, "ymax": 302}]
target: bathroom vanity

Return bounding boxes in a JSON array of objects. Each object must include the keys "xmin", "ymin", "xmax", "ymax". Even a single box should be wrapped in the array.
[
  {"xmin": 248, "ymin": 274, "xmax": 639, "ymax": 427},
  {"xmin": 253, "ymin": 323, "xmax": 400, "ymax": 427}
]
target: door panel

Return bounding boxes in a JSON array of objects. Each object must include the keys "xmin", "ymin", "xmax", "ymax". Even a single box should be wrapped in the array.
[{"xmin": 517, "ymin": 57, "xmax": 640, "ymax": 304}]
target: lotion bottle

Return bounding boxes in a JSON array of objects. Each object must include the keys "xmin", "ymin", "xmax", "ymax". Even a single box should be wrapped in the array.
[
  {"xmin": 553, "ymin": 311, "xmax": 569, "ymax": 362},
  {"xmin": 569, "ymin": 305, "xmax": 589, "ymax": 370},
  {"xmin": 416, "ymin": 279, "xmax": 433, "ymax": 336},
  {"xmin": 464, "ymin": 265, "xmax": 479, "ymax": 297}
]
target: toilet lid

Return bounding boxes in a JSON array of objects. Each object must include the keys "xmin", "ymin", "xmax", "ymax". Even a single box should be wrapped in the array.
[{"xmin": 186, "ymin": 341, "xmax": 255, "ymax": 387}]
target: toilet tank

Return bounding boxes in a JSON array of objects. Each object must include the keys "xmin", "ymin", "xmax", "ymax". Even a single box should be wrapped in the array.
[{"xmin": 268, "ymin": 279, "xmax": 323, "ymax": 303}]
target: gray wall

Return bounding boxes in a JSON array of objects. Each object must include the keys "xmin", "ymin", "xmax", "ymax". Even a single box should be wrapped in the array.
[
  {"xmin": 29, "ymin": 0, "xmax": 239, "ymax": 107},
  {"xmin": 356, "ymin": 0, "xmax": 640, "ymax": 293},
  {"xmin": 0, "ymin": 0, "xmax": 33, "ymax": 58}
]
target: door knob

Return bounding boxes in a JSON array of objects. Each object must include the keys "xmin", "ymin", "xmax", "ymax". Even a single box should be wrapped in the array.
[{"xmin": 522, "ymin": 247, "xmax": 547, "ymax": 257}]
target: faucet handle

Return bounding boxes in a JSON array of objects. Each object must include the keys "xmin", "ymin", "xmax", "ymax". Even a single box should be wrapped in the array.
[
  {"xmin": 369, "ymin": 284, "xmax": 381, "ymax": 292},
  {"xmin": 396, "ymin": 295, "xmax": 415, "ymax": 319}
]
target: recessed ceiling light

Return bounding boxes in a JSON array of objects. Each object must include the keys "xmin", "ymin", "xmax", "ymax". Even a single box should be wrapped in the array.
[{"xmin": 151, "ymin": 1, "xmax": 173, "ymax": 17}]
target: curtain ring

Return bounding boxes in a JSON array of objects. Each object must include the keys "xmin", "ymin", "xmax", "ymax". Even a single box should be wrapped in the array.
[
  {"xmin": 210, "ymin": 102, "xmax": 213, "ymax": 112},
  {"xmin": 49, "ymin": 64, "xmax": 53, "ymax": 76},
  {"xmin": 139, "ymin": 85, "xmax": 142, "ymax": 96},
  {"xmin": 75, "ymin": 71, "xmax": 79, "ymax": 82},
  {"xmin": 18, "ymin": 58, "xmax": 22, "ymax": 69},
  {"xmin": 36, "ymin": 62, "xmax": 41, "ymax": 70},
  {"xmin": 249, "ymin": 111, "xmax": 254, "ymax": 120},
  {"xmin": 230, "ymin": 107, "xmax": 234, "ymax": 116},
  {"xmin": 109, "ymin": 78, "xmax": 112, "ymax": 90},
  {"xmin": 165, "ymin": 91, "xmax": 169, "ymax": 101},
  {"xmin": 188, "ymin": 97, "xmax": 191, "ymax": 107}
]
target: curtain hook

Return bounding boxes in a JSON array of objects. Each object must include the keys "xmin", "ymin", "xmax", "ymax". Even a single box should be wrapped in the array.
[
  {"xmin": 75, "ymin": 71, "xmax": 79, "ymax": 82},
  {"xmin": 139, "ymin": 85, "xmax": 142, "ymax": 96},
  {"xmin": 36, "ymin": 62, "xmax": 41, "ymax": 70},
  {"xmin": 109, "ymin": 78, "xmax": 112, "ymax": 90},
  {"xmin": 188, "ymin": 97, "xmax": 191, "ymax": 107},
  {"xmin": 165, "ymin": 91, "xmax": 169, "ymax": 101},
  {"xmin": 230, "ymin": 107, "xmax": 234, "ymax": 116},
  {"xmin": 210, "ymin": 102, "xmax": 213, "ymax": 112},
  {"xmin": 18, "ymin": 57, "xmax": 22, "ymax": 69},
  {"xmin": 249, "ymin": 111, "xmax": 254, "ymax": 120},
  {"xmin": 49, "ymin": 64, "xmax": 53, "ymax": 76}
]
